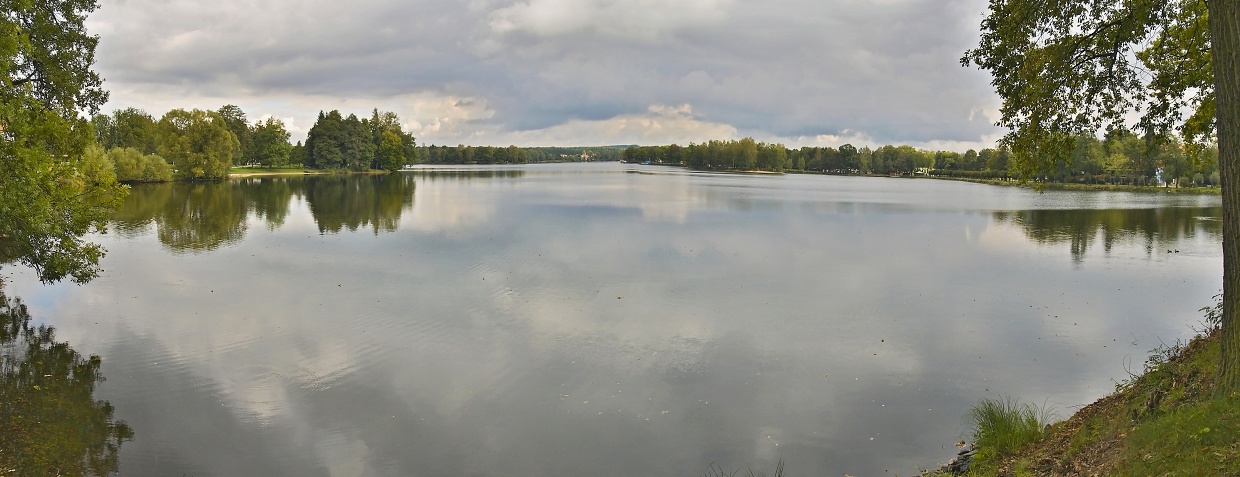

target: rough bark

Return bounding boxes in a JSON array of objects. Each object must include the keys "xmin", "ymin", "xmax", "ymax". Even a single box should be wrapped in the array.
[{"xmin": 1211, "ymin": 0, "xmax": 1240, "ymax": 395}]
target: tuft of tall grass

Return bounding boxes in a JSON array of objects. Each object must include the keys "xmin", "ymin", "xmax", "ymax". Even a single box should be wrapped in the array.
[
  {"xmin": 969, "ymin": 397, "xmax": 1053, "ymax": 464},
  {"xmin": 701, "ymin": 457, "xmax": 784, "ymax": 477}
]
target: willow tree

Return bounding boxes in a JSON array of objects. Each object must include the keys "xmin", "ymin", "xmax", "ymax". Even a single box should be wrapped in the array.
[
  {"xmin": 1, "ymin": 0, "xmax": 125, "ymax": 283},
  {"xmin": 156, "ymin": 109, "xmax": 240, "ymax": 181},
  {"xmin": 963, "ymin": 0, "xmax": 1239, "ymax": 393}
]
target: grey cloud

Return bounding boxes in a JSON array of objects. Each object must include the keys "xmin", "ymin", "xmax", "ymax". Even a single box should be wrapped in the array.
[{"xmin": 89, "ymin": 0, "xmax": 1002, "ymax": 146}]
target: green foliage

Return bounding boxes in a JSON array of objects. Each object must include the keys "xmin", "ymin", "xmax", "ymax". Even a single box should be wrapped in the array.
[
  {"xmin": 104, "ymin": 146, "xmax": 171, "ymax": 182},
  {"xmin": 91, "ymin": 107, "xmax": 157, "ymax": 153},
  {"xmin": 967, "ymin": 397, "xmax": 1052, "ymax": 472},
  {"xmin": 376, "ymin": 129, "xmax": 405, "ymax": 171},
  {"xmin": 1136, "ymin": 0, "xmax": 1215, "ymax": 149},
  {"xmin": 80, "ymin": 144, "xmax": 116, "ymax": 187},
  {"xmin": 1114, "ymin": 324, "xmax": 1236, "ymax": 475},
  {"xmin": 954, "ymin": 303, "xmax": 1237, "ymax": 476},
  {"xmin": 306, "ymin": 110, "xmax": 366, "ymax": 169},
  {"xmin": 368, "ymin": 109, "xmax": 414, "ymax": 171},
  {"xmin": 961, "ymin": 0, "xmax": 1211, "ymax": 179},
  {"xmin": 872, "ymin": 144, "xmax": 932, "ymax": 174},
  {"xmin": 965, "ymin": 0, "xmax": 1240, "ymax": 394},
  {"xmin": 626, "ymin": 138, "xmax": 786, "ymax": 172},
  {"xmin": 217, "ymin": 104, "xmax": 251, "ymax": 163},
  {"xmin": 156, "ymin": 108, "xmax": 240, "ymax": 180},
  {"xmin": 1124, "ymin": 397, "xmax": 1240, "ymax": 475},
  {"xmin": 250, "ymin": 116, "xmax": 293, "ymax": 168},
  {"xmin": 1, "ymin": 0, "xmax": 127, "ymax": 283},
  {"xmin": 289, "ymin": 140, "xmax": 307, "ymax": 166},
  {"xmin": 0, "ymin": 286, "xmax": 134, "ymax": 475}
]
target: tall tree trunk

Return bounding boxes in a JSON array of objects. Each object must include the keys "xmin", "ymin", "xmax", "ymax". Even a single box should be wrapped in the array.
[{"xmin": 1211, "ymin": 0, "xmax": 1240, "ymax": 395}]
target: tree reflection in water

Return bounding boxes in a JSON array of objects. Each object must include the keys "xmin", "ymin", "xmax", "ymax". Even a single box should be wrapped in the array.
[
  {"xmin": 0, "ymin": 286, "xmax": 132, "ymax": 475},
  {"xmin": 112, "ymin": 174, "xmax": 417, "ymax": 252},
  {"xmin": 993, "ymin": 207, "xmax": 1223, "ymax": 262}
]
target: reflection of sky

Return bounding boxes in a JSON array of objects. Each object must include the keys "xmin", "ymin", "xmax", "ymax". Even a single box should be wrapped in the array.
[{"xmin": 3, "ymin": 163, "xmax": 1224, "ymax": 477}]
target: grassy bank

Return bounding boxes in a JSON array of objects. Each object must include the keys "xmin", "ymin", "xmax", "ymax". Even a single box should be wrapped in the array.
[
  {"xmin": 928, "ymin": 176, "xmax": 1222, "ymax": 195},
  {"xmin": 944, "ymin": 309, "xmax": 1239, "ymax": 476}
]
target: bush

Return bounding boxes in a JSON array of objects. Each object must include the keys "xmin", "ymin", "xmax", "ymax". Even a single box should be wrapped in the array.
[
  {"xmin": 81, "ymin": 144, "xmax": 117, "ymax": 186},
  {"xmin": 105, "ymin": 146, "xmax": 172, "ymax": 182},
  {"xmin": 138, "ymin": 153, "xmax": 173, "ymax": 182}
]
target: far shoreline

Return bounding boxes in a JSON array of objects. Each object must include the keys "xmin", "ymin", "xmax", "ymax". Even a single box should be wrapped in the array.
[{"xmin": 223, "ymin": 164, "xmax": 1222, "ymax": 196}]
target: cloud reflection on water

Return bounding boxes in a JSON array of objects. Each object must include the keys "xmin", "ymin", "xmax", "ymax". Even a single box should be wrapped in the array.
[{"xmin": 6, "ymin": 164, "xmax": 1224, "ymax": 477}]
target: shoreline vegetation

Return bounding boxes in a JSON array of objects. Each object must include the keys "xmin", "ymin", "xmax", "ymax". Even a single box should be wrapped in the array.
[
  {"xmin": 923, "ymin": 300, "xmax": 1237, "ymax": 476},
  {"xmin": 90, "ymin": 103, "xmax": 1221, "ymax": 194},
  {"xmin": 913, "ymin": 175, "xmax": 1222, "ymax": 195}
]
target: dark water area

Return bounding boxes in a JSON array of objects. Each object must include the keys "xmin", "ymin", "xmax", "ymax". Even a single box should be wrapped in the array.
[{"xmin": 1, "ymin": 163, "xmax": 1223, "ymax": 476}]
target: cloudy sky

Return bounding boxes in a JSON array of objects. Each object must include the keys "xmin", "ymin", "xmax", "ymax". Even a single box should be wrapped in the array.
[{"xmin": 86, "ymin": 0, "xmax": 1004, "ymax": 150}]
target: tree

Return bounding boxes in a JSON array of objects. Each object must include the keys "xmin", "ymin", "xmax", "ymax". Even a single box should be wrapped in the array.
[
  {"xmin": 306, "ymin": 111, "xmax": 344, "ymax": 169},
  {"xmin": 156, "ymin": 109, "xmax": 239, "ymax": 181},
  {"xmin": 289, "ymin": 140, "xmax": 306, "ymax": 166},
  {"xmin": 1, "ymin": 0, "xmax": 126, "ymax": 283},
  {"xmin": 375, "ymin": 129, "xmax": 405, "ymax": 171},
  {"xmin": 964, "ymin": 0, "xmax": 1240, "ymax": 393},
  {"xmin": 963, "ymin": 149, "xmax": 981, "ymax": 170},
  {"xmin": 368, "ymin": 109, "xmax": 413, "ymax": 171},
  {"xmin": 217, "ymin": 104, "xmax": 251, "ymax": 164},
  {"xmin": 838, "ymin": 144, "xmax": 859, "ymax": 172},
  {"xmin": 340, "ymin": 113, "xmax": 373, "ymax": 170},
  {"xmin": 305, "ymin": 110, "xmax": 373, "ymax": 170},
  {"xmin": 93, "ymin": 107, "xmax": 157, "ymax": 153},
  {"xmin": 250, "ymin": 116, "xmax": 292, "ymax": 168}
]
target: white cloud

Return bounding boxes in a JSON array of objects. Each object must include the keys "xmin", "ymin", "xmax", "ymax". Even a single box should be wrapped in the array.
[{"xmin": 468, "ymin": 103, "xmax": 738, "ymax": 147}]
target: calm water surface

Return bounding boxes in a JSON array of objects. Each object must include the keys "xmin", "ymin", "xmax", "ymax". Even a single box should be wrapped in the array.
[{"xmin": 3, "ymin": 163, "xmax": 1223, "ymax": 476}]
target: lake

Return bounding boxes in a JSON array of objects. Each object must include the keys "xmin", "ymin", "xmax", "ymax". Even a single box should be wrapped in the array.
[{"xmin": 1, "ymin": 162, "xmax": 1223, "ymax": 476}]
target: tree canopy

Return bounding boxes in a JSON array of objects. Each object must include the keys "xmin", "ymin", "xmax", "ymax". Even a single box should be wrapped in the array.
[
  {"xmin": 1, "ymin": 0, "xmax": 126, "ymax": 283},
  {"xmin": 304, "ymin": 109, "xmax": 415, "ymax": 171},
  {"xmin": 964, "ymin": 0, "xmax": 1240, "ymax": 392},
  {"xmin": 156, "ymin": 109, "xmax": 240, "ymax": 181},
  {"xmin": 250, "ymin": 116, "xmax": 292, "ymax": 168}
]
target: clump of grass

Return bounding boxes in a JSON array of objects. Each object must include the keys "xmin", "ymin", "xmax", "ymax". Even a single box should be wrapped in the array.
[
  {"xmin": 968, "ymin": 397, "xmax": 1053, "ymax": 470},
  {"xmin": 951, "ymin": 297, "xmax": 1235, "ymax": 475}
]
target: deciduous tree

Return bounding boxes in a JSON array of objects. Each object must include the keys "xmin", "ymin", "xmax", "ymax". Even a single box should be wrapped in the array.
[
  {"xmin": 1, "ymin": 0, "xmax": 126, "ymax": 283},
  {"xmin": 964, "ymin": 0, "xmax": 1240, "ymax": 393},
  {"xmin": 250, "ymin": 116, "xmax": 292, "ymax": 168},
  {"xmin": 156, "ymin": 109, "xmax": 239, "ymax": 181}
]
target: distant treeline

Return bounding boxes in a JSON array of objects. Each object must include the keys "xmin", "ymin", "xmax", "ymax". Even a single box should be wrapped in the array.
[
  {"xmin": 89, "ymin": 105, "xmax": 627, "ymax": 182},
  {"xmin": 415, "ymin": 145, "xmax": 625, "ymax": 164},
  {"xmin": 621, "ymin": 138, "xmax": 985, "ymax": 174},
  {"xmin": 90, "ymin": 104, "xmax": 1220, "ymax": 188},
  {"xmin": 90, "ymin": 105, "xmax": 416, "ymax": 181},
  {"xmin": 1006, "ymin": 131, "xmax": 1220, "ymax": 187},
  {"xmin": 622, "ymin": 131, "xmax": 1220, "ymax": 188}
]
